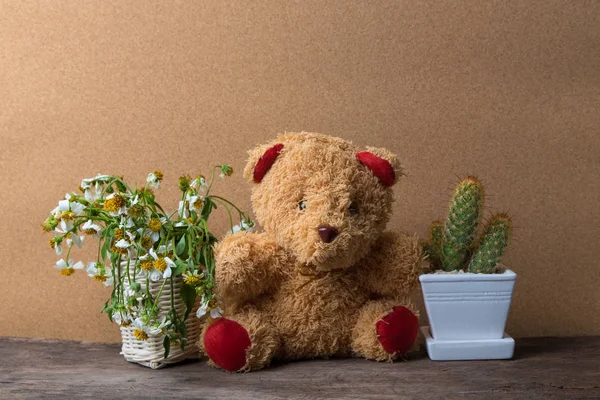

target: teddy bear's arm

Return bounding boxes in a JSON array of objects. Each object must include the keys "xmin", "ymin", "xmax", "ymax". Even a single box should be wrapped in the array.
[
  {"xmin": 358, "ymin": 231, "xmax": 424, "ymax": 300},
  {"xmin": 214, "ymin": 231, "xmax": 288, "ymax": 306}
]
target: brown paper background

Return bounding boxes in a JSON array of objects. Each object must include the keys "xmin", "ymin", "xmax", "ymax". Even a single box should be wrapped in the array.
[{"xmin": 1, "ymin": 1, "xmax": 599, "ymax": 343}]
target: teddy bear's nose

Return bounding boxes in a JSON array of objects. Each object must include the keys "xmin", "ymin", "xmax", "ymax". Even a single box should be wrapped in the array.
[{"xmin": 318, "ymin": 225, "xmax": 338, "ymax": 243}]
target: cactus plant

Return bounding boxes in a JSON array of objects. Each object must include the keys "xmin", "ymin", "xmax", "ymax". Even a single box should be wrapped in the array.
[
  {"xmin": 468, "ymin": 214, "xmax": 512, "ymax": 273},
  {"xmin": 422, "ymin": 176, "xmax": 512, "ymax": 274},
  {"xmin": 441, "ymin": 177, "xmax": 484, "ymax": 271},
  {"xmin": 423, "ymin": 220, "xmax": 444, "ymax": 268}
]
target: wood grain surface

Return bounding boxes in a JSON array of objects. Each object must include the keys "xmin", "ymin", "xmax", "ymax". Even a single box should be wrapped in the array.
[{"xmin": 1, "ymin": 336, "xmax": 599, "ymax": 399}]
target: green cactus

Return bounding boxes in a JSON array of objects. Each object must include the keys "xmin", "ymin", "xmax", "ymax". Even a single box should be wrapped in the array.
[
  {"xmin": 424, "ymin": 176, "xmax": 512, "ymax": 274},
  {"xmin": 441, "ymin": 177, "xmax": 484, "ymax": 271},
  {"xmin": 423, "ymin": 220, "xmax": 444, "ymax": 268},
  {"xmin": 468, "ymin": 214, "xmax": 512, "ymax": 273}
]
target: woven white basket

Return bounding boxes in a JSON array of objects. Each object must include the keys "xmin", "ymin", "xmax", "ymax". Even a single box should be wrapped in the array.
[{"xmin": 120, "ymin": 274, "xmax": 201, "ymax": 369}]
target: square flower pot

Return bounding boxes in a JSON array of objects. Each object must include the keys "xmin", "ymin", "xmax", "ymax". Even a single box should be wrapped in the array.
[{"xmin": 419, "ymin": 269, "xmax": 517, "ymax": 360}]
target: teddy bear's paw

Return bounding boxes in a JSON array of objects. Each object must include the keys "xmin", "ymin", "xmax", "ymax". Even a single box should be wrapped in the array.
[
  {"xmin": 203, "ymin": 318, "xmax": 251, "ymax": 372},
  {"xmin": 375, "ymin": 306, "xmax": 419, "ymax": 355}
]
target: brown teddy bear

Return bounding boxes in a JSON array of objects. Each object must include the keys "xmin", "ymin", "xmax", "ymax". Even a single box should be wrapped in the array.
[{"xmin": 200, "ymin": 132, "xmax": 423, "ymax": 372}]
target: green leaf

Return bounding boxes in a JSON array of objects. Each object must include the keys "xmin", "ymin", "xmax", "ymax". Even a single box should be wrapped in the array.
[
  {"xmin": 163, "ymin": 335, "xmax": 171, "ymax": 359},
  {"xmin": 180, "ymin": 283, "xmax": 197, "ymax": 320},
  {"xmin": 201, "ymin": 198, "xmax": 215, "ymax": 220},
  {"xmin": 101, "ymin": 237, "xmax": 111, "ymax": 260},
  {"xmin": 176, "ymin": 235, "xmax": 186, "ymax": 256},
  {"xmin": 173, "ymin": 260, "xmax": 188, "ymax": 275}
]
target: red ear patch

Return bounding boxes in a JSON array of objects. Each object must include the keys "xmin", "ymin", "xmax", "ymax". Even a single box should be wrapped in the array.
[
  {"xmin": 253, "ymin": 143, "xmax": 284, "ymax": 183},
  {"xmin": 356, "ymin": 151, "xmax": 395, "ymax": 187}
]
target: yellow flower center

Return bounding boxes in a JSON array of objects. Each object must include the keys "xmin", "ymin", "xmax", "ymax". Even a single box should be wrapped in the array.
[
  {"xmin": 208, "ymin": 298, "xmax": 219, "ymax": 309},
  {"xmin": 120, "ymin": 321, "xmax": 131, "ymax": 327},
  {"xmin": 103, "ymin": 194, "xmax": 125, "ymax": 212},
  {"xmin": 111, "ymin": 244, "xmax": 128, "ymax": 255},
  {"xmin": 113, "ymin": 229, "xmax": 125, "ymax": 240},
  {"xmin": 184, "ymin": 275, "xmax": 203, "ymax": 286},
  {"xmin": 49, "ymin": 239, "xmax": 56, "ymax": 249},
  {"xmin": 148, "ymin": 218, "xmax": 162, "ymax": 232},
  {"xmin": 141, "ymin": 236, "xmax": 153, "ymax": 249},
  {"xmin": 153, "ymin": 170, "xmax": 164, "ymax": 181},
  {"xmin": 154, "ymin": 258, "xmax": 167, "ymax": 272},
  {"xmin": 60, "ymin": 268, "xmax": 75, "ymax": 276},
  {"xmin": 94, "ymin": 274, "xmax": 107, "ymax": 282},
  {"xmin": 84, "ymin": 228, "xmax": 98, "ymax": 235},
  {"xmin": 140, "ymin": 260, "xmax": 154, "ymax": 271},
  {"xmin": 193, "ymin": 199, "xmax": 203, "ymax": 210},
  {"xmin": 78, "ymin": 185, "xmax": 85, "ymax": 193},
  {"xmin": 61, "ymin": 211, "xmax": 75, "ymax": 221},
  {"xmin": 133, "ymin": 329, "xmax": 149, "ymax": 341},
  {"xmin": 129, "ymin": 204, "xmax": 144, "ymax": 217}
]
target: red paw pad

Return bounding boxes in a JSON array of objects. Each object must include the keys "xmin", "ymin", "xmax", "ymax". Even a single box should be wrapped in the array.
[
  {"xmin": 203, "ymin": 318, "xmax": 251, "ymax": 371},
  {"xmin": 376, "ymin": 306, "xmax": 419, "ymax": 355}
]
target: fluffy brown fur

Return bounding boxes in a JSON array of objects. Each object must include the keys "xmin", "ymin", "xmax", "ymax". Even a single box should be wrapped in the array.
[{"xmin": 199, "ymin": 132, "xmax": 423, "ymax": 371}]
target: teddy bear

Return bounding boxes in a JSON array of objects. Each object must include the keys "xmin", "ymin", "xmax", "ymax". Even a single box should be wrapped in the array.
[{"xmin": 199, "ymin": 132, "xmax": 423, "ymax": 372}]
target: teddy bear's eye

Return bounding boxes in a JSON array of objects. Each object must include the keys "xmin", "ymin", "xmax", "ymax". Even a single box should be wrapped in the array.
[
  {"xmin": 298, "ymin": 200, "xmax": 307, "ymax": 211},
  {"xmin": 348, "ymin": 202, "xmax": 358, "ymax": 216}
]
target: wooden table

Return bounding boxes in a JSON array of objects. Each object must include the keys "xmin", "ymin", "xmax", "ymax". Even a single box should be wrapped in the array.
[{"xmin": 1, "ymin": 336, "xmax": 598, "ymax": 399}]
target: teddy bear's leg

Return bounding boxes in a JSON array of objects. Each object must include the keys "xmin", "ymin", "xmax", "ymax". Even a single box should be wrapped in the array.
[
  {"xmin": 199, "ymin": 307, "xmax": 279, "ymax": 372},
  {"xmin": 351, "ymin": 300, "xmax": 419, "ymax": 361}
]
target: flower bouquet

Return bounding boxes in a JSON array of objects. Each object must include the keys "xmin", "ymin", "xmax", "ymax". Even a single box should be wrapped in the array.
[{"xmin": 42, "ymin": 165, "xmax": 252, "ymax": 368}]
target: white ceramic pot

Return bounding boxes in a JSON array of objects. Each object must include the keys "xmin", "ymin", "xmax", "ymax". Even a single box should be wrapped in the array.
[{"xmin": 419, "ymin": 268, "xmax": 517, "ymax": 360}]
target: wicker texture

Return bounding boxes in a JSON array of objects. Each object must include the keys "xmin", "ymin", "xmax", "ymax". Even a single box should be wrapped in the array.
[{"xmin": 120, "ymin": 274, "xmax": 201, "ymax": 369}]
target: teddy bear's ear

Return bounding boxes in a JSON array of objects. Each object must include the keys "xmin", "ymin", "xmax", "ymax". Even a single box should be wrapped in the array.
[
  {"xmin": 356, "ymin": 146, "xmax": 404, "ymax": 187},
  {"xmin": 243, "ymin": 143, "xmax": 285, "ymax": 183}
]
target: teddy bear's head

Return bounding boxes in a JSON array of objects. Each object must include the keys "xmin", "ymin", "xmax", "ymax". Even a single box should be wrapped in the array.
[{"xmin": 244, "ymin": 133, "xmax": 403, "ymax": 271}]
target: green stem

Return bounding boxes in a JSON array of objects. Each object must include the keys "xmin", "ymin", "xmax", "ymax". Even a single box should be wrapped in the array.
[
  {"xmin": 152, "ymin": 278, "xmax": 168, "ymax": 312},
  {"xmin": 212, "ymin": 198, "xmax": 234, "ymax": 232},
  {"xmin": 205, "ymin": 166, "xmax": 219, "ymax": 196},
  {"xmin": 209, "ymin": 195, "xmax": 245, "ymax": 217},
  {"xmin": 126, "ymin": 258, "xmax": 132, "ymax": 284}
]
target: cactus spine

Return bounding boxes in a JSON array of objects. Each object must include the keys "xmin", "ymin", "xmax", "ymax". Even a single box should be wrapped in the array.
[
  {"xmin": 441, "ymin": 177, "xmax": 484, "ymax": 271},
  {"xmin": 423, "ymin": 176, "xmax": 512, "ymax": 274},
  {"xmin": 469, "ymin": 214, "xmax": 512, "ymax": 273}
]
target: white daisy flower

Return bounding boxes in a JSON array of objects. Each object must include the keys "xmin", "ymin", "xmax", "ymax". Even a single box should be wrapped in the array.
[
  {"xmin": 115, "ymin": 237, "xmax": 137, "ymax": 259},
  {"xmin": 54, "ymin": 225, "xmax": 84, "ymax": 249},
  {"xmin": 81, "ymin": 174, "xmax": 110, "ymax": 200},
  {"xmin": 115, "ymin": 239, "xmax": 130, "ymax": 249},
  {"xmin": 111, "ymin": 311, "xmax": 132, "ymax": 326},
  {"xmin": 53, "ymin": 258, "xmax": 84, "ymax": 276},
  {"xmin": 81, "ymin": 220, "xmax": 102, "ymax": 237},
  {"xmin": 156, "ymin": 243, "xmax": 173, "ymax": 254},
  {"xmin": 178, "ymin": 200, "xmax": 188, "ymax": 219},
  {"xmin": 52, "ymin": 240, "xmax": 63, "ymax": 256},
  {"xmin": 190, "ymin": 176, "xmax": 207, "ymax": 192},
  {"xmin": 85, "ymin": 262, "xmax": 114, "ymax": 286},
  {"xmin": 146, "ymin": 171, "xmax": 163, "ymax": 189},
  {"xmin": 196, "ymin": 295, "xmax": 223, "ymax": 319},
  {"xmin": 178, "ymin": 194, "xmax": 204, "ymax": 218},
  {"xmin": 187, "ymin": 195, "xmax": 204, "ymax": 213},
  {"xmin": 53, "ymin": 197, "xmax": 87, "ymax": 231},
  {"xmin": 132, "ymin": 317, "xmax": 168, "ymax": 340},
  {"xmin": 81, "ymin": 174, "xmax": 110, "ymax": 190},
  {"xmin": 104, "ymin": 193, "xmax": 128, "ymax": 216},
  {"xmin": 144, "ymin": 217, "xmax": 167, "ymax": 243},
  {"xmin": 66, "ymin": 233, "xmax": 84, "ymax": 249},
  {"xmin": 147, "ymin": 248, "xmax": 176, "ymax": 280},
  {"xmin": 232, "ymin": 219, "xmax": 255, "ymax": 234}
]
